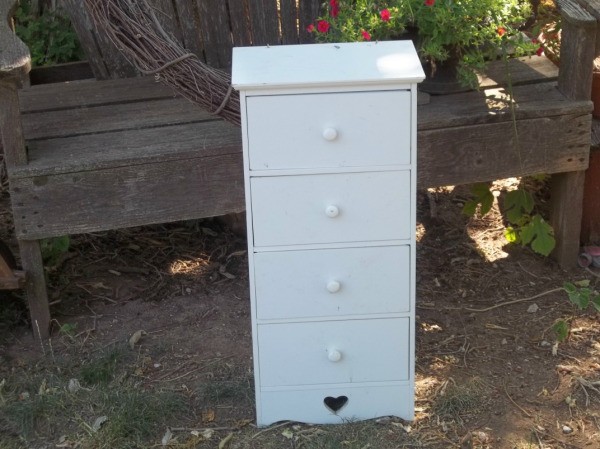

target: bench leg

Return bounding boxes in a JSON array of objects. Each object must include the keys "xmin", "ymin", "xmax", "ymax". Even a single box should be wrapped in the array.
[
  {"xmin": 19, "ymin": 239, "xmax": 50, "ymax": 340},
  {"xmin": 550, "ymin": 171, "xmax": 586, "ymax": 268}
]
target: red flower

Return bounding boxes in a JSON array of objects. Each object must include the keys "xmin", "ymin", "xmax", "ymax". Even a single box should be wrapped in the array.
[
  {"xmin": 317, "ymin": 20, "xmax": 330, "ymax": 33},
  {"xmin": 536, "ymin": 46, "xmax": 544, "ymax": 56},
  {"xmin": 330, "ymin": 0, "xmax": 340, "ymax": 18},
  {"xmin": 361, "ymin": 29, "xmax": 371, "ymax": 41},
  {"xmin": 306, "ymin": 24, "xmax": 315, "ymax": 33},
  {"xmin": 380, "ymin": 9, "xmax": 391, "ymax": 22},
  {"xmin": 497, "ymin": 27, "xmax": 506, "ymax": 37},
  {"xmin": 424, "ymin": 0, "xmax": 435, "ymax": 6}
]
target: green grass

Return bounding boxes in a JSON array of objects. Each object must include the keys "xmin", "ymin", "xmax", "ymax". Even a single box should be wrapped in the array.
[
  {"xmin": 79, "ymin": 348, "xmax": 122, "ymax": 386},
  {"xmin": 0, "ymin": 346, "xmax": 192, "ymax": 449}
]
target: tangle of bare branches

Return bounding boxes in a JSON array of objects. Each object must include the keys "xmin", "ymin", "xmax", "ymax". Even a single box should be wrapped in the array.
[{"xmin": 84, "ymin": 0, "xmax": 241, "ymax": 126}]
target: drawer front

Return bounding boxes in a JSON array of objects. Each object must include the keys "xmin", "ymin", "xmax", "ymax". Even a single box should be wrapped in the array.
[
  {"xmin": 257, "ymin": 318, "xmax": 409, "ymax": 387},
  {"xmin": 246, "ymin": 91, "xmax": 411, "ymax": 170},
  {"xmin": 259, "ymin": 383, "xmax": 414, "ymax": 426},
  {"xmin": 254, "ymin": 246, "xmax": 410, "ymax": 320},
  {"xmin": 251, "ymin": 171, "xmax": 411, "ymax": 247}
]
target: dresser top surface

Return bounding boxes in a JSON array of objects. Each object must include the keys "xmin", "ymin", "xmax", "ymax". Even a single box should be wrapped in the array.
[{"xmin": 232, "ymin": 41, "xmax": 424, "ymax": 91}]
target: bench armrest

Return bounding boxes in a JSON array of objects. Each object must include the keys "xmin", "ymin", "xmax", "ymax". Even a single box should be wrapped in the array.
[{"xmin": 0, "ymin": 0, "xmax": 31, "ymax": 84}]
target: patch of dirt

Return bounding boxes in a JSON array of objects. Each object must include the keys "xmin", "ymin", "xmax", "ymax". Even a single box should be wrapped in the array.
[{"xmin": 1, "ymin": 181, "xmax": 599, "ymax": 449}]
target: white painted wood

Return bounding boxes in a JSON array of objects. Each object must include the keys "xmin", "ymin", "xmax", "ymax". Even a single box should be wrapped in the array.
[
  {"xmin": 233, "ymin": 40, "xmax": 422, "ymax": 426},
  {"xmin": 257, "ymin": 318, "xmax": 409, "ymax": 387},
  {"xmin": 246, "ymin": 91, "xmax": 411, "ymax": 170},
  {"xmin": 259, "ymin": 383, "xmax": 414, "ymax": 425},
  {"xmin": 253, "ymin": 245, "xmax": 410, "ymax": 320},
  {"xmin": 232, "ymin": 41, "xmax": 425, "ymax": 90},
  {"xmin": 250, "ymin": 171, "xmax": 411, "ymax": 247}
]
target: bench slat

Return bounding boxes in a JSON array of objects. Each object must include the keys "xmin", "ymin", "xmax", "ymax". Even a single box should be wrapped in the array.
[
  {"xmin": 10, "ymin": 152, "xmax": 246, "ymax": 240},
  {"xmin": 22, "ymin": 97, "xmax": 216, "ymax": 140},
  {"xmin": 11, "ymin": 120, "xmax": 241, "ymax": 178},
  {"xmin": 19, "ymin": 77, "xmax": 173, "ymax": 113}
]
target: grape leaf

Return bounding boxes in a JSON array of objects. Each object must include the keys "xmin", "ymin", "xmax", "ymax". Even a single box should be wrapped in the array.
[
  {"xmin": 519, "ymin": 215, "xmax": 555, "ymax": 256},
  {"xmin": 553, "ymin": 320, "xmax": 569, "ymax": 342},
  {"xmin": 504, "ymin": 189, "xmax": 534, "ymax": 224},
  {"xmin": 592, "ymin": 295, "xmax": 600, "ymax": 313},
  {"xmin": 463, "ymin": 183, "xmax": 494, "ymax": 216},
  {"xmin": 504, "ymin": 226, "xmax": 519, "ymax": 243}
]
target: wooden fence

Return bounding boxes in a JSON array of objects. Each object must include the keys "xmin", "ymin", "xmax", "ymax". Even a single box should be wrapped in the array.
[{"xmin": 63, "ymin": 0, "xmax": 323, "ymax": 79}]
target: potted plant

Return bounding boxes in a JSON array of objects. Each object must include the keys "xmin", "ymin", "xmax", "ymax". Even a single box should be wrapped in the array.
[{"xmin": 310, "ymin": 0, "xmax": 539, "ymax": 92}]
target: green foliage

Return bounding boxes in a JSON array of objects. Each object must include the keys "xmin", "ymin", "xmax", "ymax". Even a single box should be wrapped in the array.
[
  {"xmin": 462, "ymin": 183, "xmax": 494, "ymax": 216},
  {"xmin": 311, "ymin": 0, "xmax": 536, "ymax": 87},
  {"xmin": 504, "ymin": 189, "xmax": 534, "ymax": 224},
  {"xmin": 552, "ymin": 320, "xmax": 569, "ymax": 343},
  {"xmin": 555, "ymin": 281, "xmax": 600, "ymax": 343},
  {"xmin": 80, "ymin": 349, "xmax": 122, "ymax": 386},
  {"xmin": 563, "ymin": 281, "xmax": 600, "ymax": 312},
  {"xmin": 13, "ymin": 1, "xmax": 84, "ymax": 67},
  {"xmin": 519, "ymin": 215, "xmax": 555, "ymax": 257},
  {"xmin": 40, "ymin": 235, "xmax": 70, "ymax": 267}
]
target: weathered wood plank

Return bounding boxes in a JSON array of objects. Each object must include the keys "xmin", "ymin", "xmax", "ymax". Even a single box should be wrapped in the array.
[
  {"xmin": 0, "ymin": 80, "xmax": 27, "ymax": 167},
  {"xmin": 419, "ymin": 82, "xmax": 591, "ymax": 130},
  {"xmin": 228, "ymin": 0, "xmax": 252, "ymax": 47},
  {"xmin": 19, "ymin": 77, "xmax": 173, "ymax": 113},
  {"xmin": 63, "ymin": 0, "xmax": 137, "ymax": 79},
  {"xmin": 10, "ymin": 153, "xmax": 245, "ymax": 240},
  {"xmin": 575, "ymin": 0, "xmax": 600, "ymax": 54},
  {"xmin": 148, "ymin": 0, "xmax": 183, "ymax": 44},
  {"xmin": 551, "ymin": 171, "xmax": 587, "ymax": 267},
  {"xmin": 478, "ymin": 56, "xmax": 558, "ymax": 88},
  {"xmin": 173, "ymin": 0, "xmax": 204, "ymax": 57},
  {"xmin": 417, "ymin": 112, "xmax": 591, "ymax": 188},
  {"xmin": 279, "ymin": 0, "xmax": 298, "ymax": 44},
  {"xmin": 558, "ymin": 0, "xmax": 597, "ymax": 100},
  {"xmin": 248, "ymin": 0, "xmax": 280, "ymax": 45},
  {"xmin": 18, "ymin": 240, "xmax": 50, "ymax": 340},
  {"xmin": 12, "ymin": 120, "xmax": 241, "ymax": 178},
  {"xmin": 22, "ymin": 97, "xmax": 216, "ymax": 140},
  {"xmin": 196, "ymin": 0, "xmax": 233, "ymax": 69},
  {"xmin": 61, "ymin": 0, "xmax": 108, "ymax": 79},
  {"xmin": 298, "ymin": 0, "xmax": 320, "ymax": 43}
]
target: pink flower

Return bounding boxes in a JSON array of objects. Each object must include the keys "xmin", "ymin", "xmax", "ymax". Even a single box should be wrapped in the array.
[
  {"xmin": 497, "ymin": 27, "xmax": 506, "ymax": 37},
  {"xmin": 361, "ymin": 29, "xmax": 371, "ymax": 41},
  {"xmin": 380, "ymin": 9, "xmax": 391, "ymax": 22},
  {"xmin": 306, "ymin": 24, "xmax": 315, "ymax": 33},
  {"xmin": 317, "ymin": 20, "xmax": 330, "ymax": 33},
  {"xmin": 330, "ymin": 0, "xmax": 340, "ymax": 18},
  {"xmin": 424, "ymin": 0, "xmax": 435, "ymax": 6}
]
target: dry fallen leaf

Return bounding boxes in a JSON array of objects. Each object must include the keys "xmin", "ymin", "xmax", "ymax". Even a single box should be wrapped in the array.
[
  {"xmin": 129, "ymin": 330, "xmax": 147, "ymax": 350},
  {"xmin": 218, "ymin": 432, "xmax": 233, "ymax": 449},
  {"xmin": 161, "ymin": 428, "xmax": 174, "ymax": 446},
  {"xmin": 92, "ymin": 416, "xmax": 108, "ymax": 432},
  {"xmin": 202, "ymin": 409, "xmax": 215, "ymax": 422}
]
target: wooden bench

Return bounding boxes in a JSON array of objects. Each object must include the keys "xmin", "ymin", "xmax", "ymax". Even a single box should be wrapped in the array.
[{"xmin": 0, "ymin": 0, "xmax": 596, "ymax": 340}]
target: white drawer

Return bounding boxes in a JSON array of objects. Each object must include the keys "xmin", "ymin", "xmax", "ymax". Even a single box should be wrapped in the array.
[
  {"xmin": 254, "ymin": 245, "xmax": 410, "ymax": 320},
  {"xmin": 259, "ymin": 383, "xmax": 414, "ymax": 426},
  {"xmin": 246, "ymin": 91, "xmax": 411, "ymax": 170},
  {"xmin": 257, "ymin": 318, "xmax": 410, "ymax": 387},
  {"xmin": 250, "ymin": 171, "xmax": 411, "ymax": 247}
]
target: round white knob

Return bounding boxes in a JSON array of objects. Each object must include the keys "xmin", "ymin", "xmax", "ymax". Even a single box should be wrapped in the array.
[
  {"xmin": 328, "ymin": 349, "xmax": 342, "ymax": 362},
  {"xmin": 322, "ymin": 127, "xmax": 338, "ymax": 141},
  {"xmin": 327, "ymin": 280, "xmax": 341, "ymax": 293},
  {"xmin": 325, "ymin": 205, "xmax": 340, "ymax": 218}
]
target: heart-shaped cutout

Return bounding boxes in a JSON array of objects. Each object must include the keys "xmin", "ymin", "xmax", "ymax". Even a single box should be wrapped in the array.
[{"xmin": 323, "ymin": 395, "xmax": 348, "ymax": 413}]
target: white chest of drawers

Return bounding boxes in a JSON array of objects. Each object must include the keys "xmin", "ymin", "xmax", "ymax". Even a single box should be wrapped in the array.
[{"xmin": 232, "ymin": 41, "xmax": 424, "ymax": 426}]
